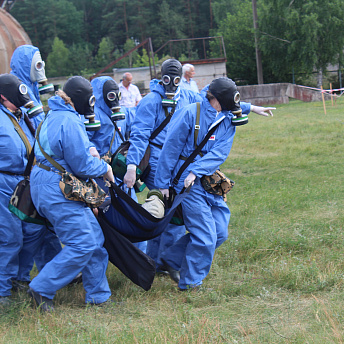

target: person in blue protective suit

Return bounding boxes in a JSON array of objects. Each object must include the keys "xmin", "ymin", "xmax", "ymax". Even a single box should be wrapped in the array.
[
  {"xmin": 0, "ymin": 74, "xmax": 47, "ymax": 306},
  {"xmin": 10, "ymin": 45, "xmax": 55, "ymax": 128},
  {"xmin": 123, "ymin": 59, "xmax": 202, "ymax": 274},
  {"xmin": 89, "ymin": 76, "xmax": 147, "ymax": 253},
  {"xmin": 28, "ymin": 76, "xmax": 115, "ymax": 311},
  {"xmin": 155, "ymin": 77, "xmax": 273, "ymax": 291},
  {"xmin": 10, "ymin": 44, "xmax": 63, "ymax": 281}
]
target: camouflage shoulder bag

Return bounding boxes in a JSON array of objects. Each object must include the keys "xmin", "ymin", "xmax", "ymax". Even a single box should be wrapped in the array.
[
  {"xmin": 36, "ymin": 121, "xmax": 106, "ymax": 208},
  {"xmin": 200, "ymin": 170, "xmax": 235, "ymax": 197}
]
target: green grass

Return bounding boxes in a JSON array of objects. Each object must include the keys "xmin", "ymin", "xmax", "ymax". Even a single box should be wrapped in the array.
[{"xmin": 2, "ymin": 97, "xmax": 344, "ymax": 343}]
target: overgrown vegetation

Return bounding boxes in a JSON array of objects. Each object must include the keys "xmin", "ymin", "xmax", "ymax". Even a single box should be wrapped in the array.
[{"xmin": 1, "ymin": 98, "xmax": 344, "ymax": 343}]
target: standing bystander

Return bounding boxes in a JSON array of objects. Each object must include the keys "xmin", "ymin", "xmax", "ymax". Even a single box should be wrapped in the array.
[
  {"xmin": 119, "ymin": 72, "xmax": 142, "ymax": 107},
  {"xmin": 180, "ymin": 64, "xmax": 199, "ymax": 93}
]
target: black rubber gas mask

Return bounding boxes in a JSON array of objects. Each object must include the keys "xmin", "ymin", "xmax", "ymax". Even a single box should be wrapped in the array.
[
  {"xmin": 209, "ymin": 77, "xmax": 247, "ymax": 126},
  {"xmin": 63, "ymin": 76, "xmax": 100, "ymax": 131},
  {"xmin": 30, "ymin": 51, "xmax": 54, "ymax": 95},
  {"xmin": 0, "ymin": 74, "xmax": 33, "ymax": 110},
  {"xmin": 103, "ymin": 79, "xmax": 125, "ymax": 122},
  {"xmin": 160, "ymin": 59, "xmax": 182, "ymax": 106}
]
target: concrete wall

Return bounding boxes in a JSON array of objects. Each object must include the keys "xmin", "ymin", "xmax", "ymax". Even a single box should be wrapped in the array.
[
  {"xmin": 286, "ymin": 83, "xmax": 331, "ymax": 102},
  {"xmin": 191, "ymin": 61, "xmax": 227, "ymax": 91},
  {"xmin": 238, "ymin": 83, "xmax": 290, "ymax": 106}
]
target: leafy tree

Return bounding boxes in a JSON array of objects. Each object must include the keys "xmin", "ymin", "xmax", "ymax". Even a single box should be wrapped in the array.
[
  {"xmin": 259, "ymin": 0, "xmax": 344, "ymax": 84},
  {"xmin": 69, "ymin": 43, "xmax": 96, "ymax": 75},
  {"xmin": 96, "ymin": 37, "xmax": 114, "ymax": 68},
  {"xmin": 11, "ymin": 0, "xmax": 83, "ymax": 59},
  {"xmin": 214, "ymin": 0, "xmax": 257, "ymax": 84},
  {"xmin": 71, "ymin": 0, "xmax": 106, "ymax": 47},
  {"xmin": 46, "ymin": 37, "xmax": 70, "ymax": 77},
  {"xmin": 133, "ymin": 48, "xmax": 150, "ymax": 67}
]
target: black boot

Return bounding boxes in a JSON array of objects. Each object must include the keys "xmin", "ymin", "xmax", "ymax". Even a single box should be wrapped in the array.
[
  {"xmin": 161, "ymin": 258, "xmax": 180, "ymax": 284},
  {"xmin": 27, "ymin": 288, "xmax": 54, "ymax": 312}
]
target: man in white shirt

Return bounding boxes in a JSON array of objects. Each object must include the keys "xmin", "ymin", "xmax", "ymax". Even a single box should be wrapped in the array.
[
  {"xmin": 119, "ymin": 72, "xmax": 142, "ymax": 107},
  {"xmin": 180, "ymin": 64, "xmax": 199, "ymax": 93}
]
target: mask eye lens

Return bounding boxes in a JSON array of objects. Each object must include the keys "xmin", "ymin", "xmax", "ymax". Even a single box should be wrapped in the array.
[
  {"xmin": 107, "ymin": 91, "xmax": 117, "ymax": 101},
  {"xmin": 35, "ymin": 61, "xmax": 45, "ymax": 71},
  {"xmin": 173, "ymin": 76, "xmax": 181, "ymax": 86},
  {"xmin": 19, "ymin": 84, "xmax": 28, "ymax": 95},
  {"xmin": 162, "ymin": 75, "xmax": 171, "ymax": 85},
  {"xmin": 89, "ymin": 95, "xmax": 96, "ymax": 107},
  {"xmin": 234, "ymin": 91, "xmax": 240, "ymax": 103},
  {"xmin": 118, "ymin": 91, "xmax": 122, "ymax": 100}
]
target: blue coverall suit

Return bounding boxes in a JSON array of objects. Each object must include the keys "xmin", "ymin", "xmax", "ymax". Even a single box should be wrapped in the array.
[
  {"xmin": 154, "ymin": 94, "xmax": 236, "ymax": 290},
  {"xmin": 29, "ymin": 95, "xmax": 111, "ymax": 303},
  {"xmin": 10, "ymin": 45, "xmax": 62, "ymax": 276},
  {"xmin": 0, "ymin": 105, "xmax": 46, "ymax": 297},
  {"xmin": 126, "ymin": 82, "xmax": 201, "ymax": 268},
  {"xmin": 89, "ymin": 76, "xmax": 146, "ymax": 253}
]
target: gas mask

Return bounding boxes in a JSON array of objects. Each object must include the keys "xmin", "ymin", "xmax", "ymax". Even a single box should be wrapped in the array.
[
  {"xmin": 30, "ymin": 51, "xmax": 54, "ymax": 95},
  {"xmin": 209, "ymin": 77, "xmax": 248, "ymax": 126},
  {"xmin": 63, "ymin": 76, "xmax": 100, "ymax": 131},
  {"xmin": 0, "ymin": 74, "xmax": 34, "ymax": 112},
  {"xmin": 103, "ymin": 79, "xmax": 125, "ymax": 122},
  {"xmin": 160, "ymin": 59, "xmax": 182, "ymax": 107}
]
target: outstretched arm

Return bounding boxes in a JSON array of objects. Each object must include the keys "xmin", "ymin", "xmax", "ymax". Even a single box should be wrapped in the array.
[{"xmin": 250, "ymin": 105, "xmax": 275, "ymax": 117}]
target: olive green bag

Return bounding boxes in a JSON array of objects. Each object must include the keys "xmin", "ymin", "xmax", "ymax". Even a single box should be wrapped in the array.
[{"xmin": 36, "ymin": 121, "xmax": 106, "ymax": 208}]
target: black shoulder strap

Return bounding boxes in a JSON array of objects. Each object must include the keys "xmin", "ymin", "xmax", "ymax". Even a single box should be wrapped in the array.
[
  {"xmin": 172, "ymin": 114, "xmax": 223, "ymax": 186},
  {"xmin": 24, "ymin": 113, "xmax": 36, "ymax": 137},
  {"xmin": 113, "ymin": 121, "xmax": 125, "ymax": 143},
  {"xmin": 23, "ymin": 142, "xmax": 36, "ymax": 177},
  {"xmin": 149, "ymin": 106, "xmax": 176, "ymax": 142}
]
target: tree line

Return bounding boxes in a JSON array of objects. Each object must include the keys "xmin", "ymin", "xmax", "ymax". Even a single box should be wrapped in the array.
[{"xmin": 11, "ymin": 0, "xmax": 344, "ymax": 86}]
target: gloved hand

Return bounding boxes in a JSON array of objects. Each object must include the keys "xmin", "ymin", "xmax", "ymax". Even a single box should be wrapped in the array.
[
  {"xmin": 123, "ymin": 164, "xmax": 136, "ymax": 188},
  {"xmin": 89, "ymin": 146, "xmax": 100, "ymax": 159},
  {"xmin": 159, "ymin": 188, "xmax": 169, "ymax": 200},
  {"xmin": 184, "ymin": 171, "xmax": 196, "ymax": 188},
  {"xmin": 103, "ymin": 164, "xmax": 115, "ymax": 183},
  {"xmin": 250, "ymin": 105, "xmax": 275, "ymax": 117}
]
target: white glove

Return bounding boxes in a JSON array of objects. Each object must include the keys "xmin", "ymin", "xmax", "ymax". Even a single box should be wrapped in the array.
[
  {"xmin": 159, "ymin": 188, "xmax": 170, "ymax": 200},
  {"xmin": 103, "ymin": 164, "xmax": 115, "ymax": 183},
  {"xmin": 184, "ymin": 171, "xmax": 196, "ymax": 188},
  {"xmin": 123, "ymin": 164, "xmax": 136, "ymax": 188},
  {"xmin": 250, "ymin": 105, "xmax": 275, "ymax": 117},
  {"xmin": 89, "ymin": 146, "xmax": 100, "ymax": 159}
]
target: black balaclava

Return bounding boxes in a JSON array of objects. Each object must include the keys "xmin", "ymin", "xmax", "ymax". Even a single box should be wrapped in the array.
[
  {"xmin": 103, "ymin": 79, "xmax": 121, "ymax": 112},
  {"xmin": 0, "ymin": 73, "xmax": 33, "ymax": 109},
  {"xmin": 63, "ymin": 76, "xmax": 95, "ymax": 116},
  {"xmin": 209, "ymin": 77, "xmax": 241, "ymax": 113},
  {"xmin": 160, "ymin": 59, "xmax": 182, "ymax": 98}
]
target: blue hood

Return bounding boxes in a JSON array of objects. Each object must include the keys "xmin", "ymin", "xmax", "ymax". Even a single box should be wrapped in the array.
[
  {"xmin": 10, "ymin": 45, "xmax": 40, "ymax": 102},
  {"xmin": 48, "ymin": 95, "xmax": 80, "ymax": 117}
]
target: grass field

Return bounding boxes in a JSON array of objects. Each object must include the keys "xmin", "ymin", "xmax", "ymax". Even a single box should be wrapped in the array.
[{"xmin": 1, "ymin": 97, "xmax": 344, "ymax": 343}]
